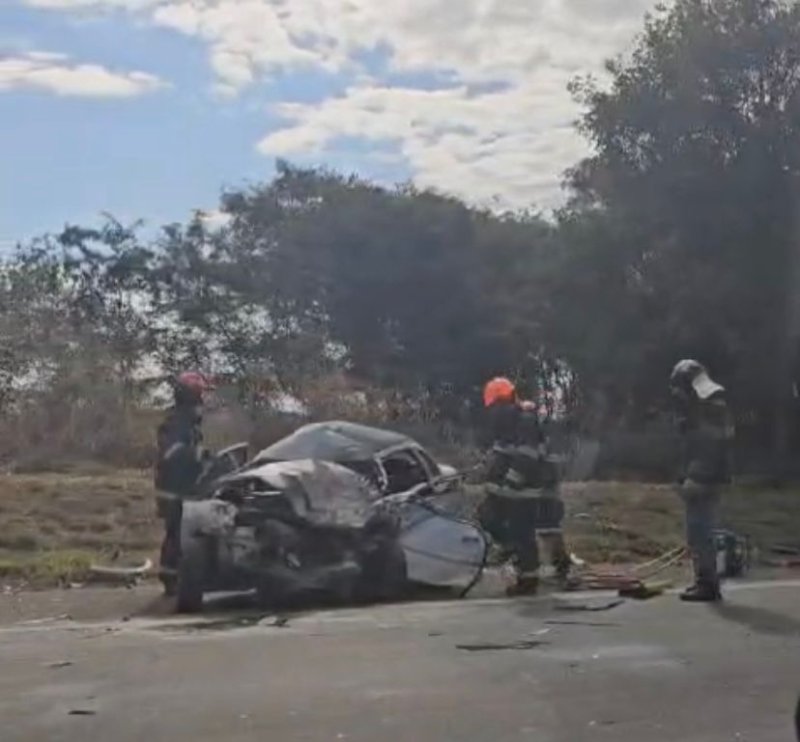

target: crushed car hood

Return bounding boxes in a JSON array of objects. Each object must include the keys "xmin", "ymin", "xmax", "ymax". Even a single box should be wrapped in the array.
[{"xmin": 219, "ymin": 458, "xmax": 381, "ymax": 528}]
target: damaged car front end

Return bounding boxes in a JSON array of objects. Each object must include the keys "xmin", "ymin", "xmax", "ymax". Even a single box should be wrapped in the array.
[{"xmin": 177, "ymin": 459, "xmax": 406, "ymax": 613}]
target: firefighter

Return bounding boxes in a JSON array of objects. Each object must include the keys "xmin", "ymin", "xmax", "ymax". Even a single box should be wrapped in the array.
[
  {"xmin": 154, "ymin": 371, "xmax": 213, "ymax": 595},
  {"xmin": 670, "ymin": 360, "xmax": 735, "ymax": 602},
  {"xmin": 478, "ymin": 376, "xmax": 571, "ymax": 596}
]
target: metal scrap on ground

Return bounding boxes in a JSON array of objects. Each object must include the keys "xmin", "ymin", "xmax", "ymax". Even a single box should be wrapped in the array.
[
  {"xmin": 554, "ymin": 597, "xmax": 625, "ymax": 612},
  {"xmin": 88, "ymin": 559, "xmax": 153, "ymax": 585},
  {"xmin": 456, "ymin": 639, "xmax": 549, "ymax": 652}
]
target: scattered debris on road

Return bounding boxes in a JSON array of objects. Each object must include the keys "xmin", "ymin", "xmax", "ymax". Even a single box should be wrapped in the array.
[
  {"xmin": 456, "ymin": 639, "xmax": 549, "ymax": 652},
  {"xmin": 545, "ymin": 620, "xmax": 620, "ymax": 627},
  {"xmin": 88, "ymin": 559, "xmax": 153, "ymax": 587},
  {"xmin": 20, "ymin": 614, "xmax": 72, "ymax": 625},
  {"xmin": 619, "ymin": 580, "xmax": 672, "ymax": 600},
  {"xmin": 770, "ymin": 544, "xmax": 800, "ymax": 556},
  {"xmin": 554, "ymin": 597, "xmax": 624, "ymax": 612}
]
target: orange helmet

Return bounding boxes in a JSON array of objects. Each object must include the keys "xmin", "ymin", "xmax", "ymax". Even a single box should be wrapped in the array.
[{"xmin": 483, "ymin": 377, "xmax": 516, "ymax": 407}]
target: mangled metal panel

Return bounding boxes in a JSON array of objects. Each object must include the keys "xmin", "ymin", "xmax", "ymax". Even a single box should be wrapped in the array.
[
  {"xmin": 394, "ymin": 500, "xmax": 488, "ymax": 590},
  {"xmin": 220, "ymin": 458, "xmax": 380, "ymax": 528}
]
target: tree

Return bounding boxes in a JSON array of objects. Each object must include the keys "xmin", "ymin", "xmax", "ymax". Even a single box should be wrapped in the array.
[
  {"xmin": 565, "ymin": 0, "xmax": 800, "ymax": 449},
  {"xmin": 189, "ymin": 163, "xmax": 555, "ymax": 407}
]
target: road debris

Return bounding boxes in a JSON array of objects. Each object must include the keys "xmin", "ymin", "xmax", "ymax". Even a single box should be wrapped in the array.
[
  {"xmin": 20, "ymin": 614, "xmax": 72, "ymax": 625},
  {"xmin": 569, "ymin": 553, "xmax": 586, "ymax": 568},
  {"xmin": 545, "ymin": 620, "xmax": 620, "ymax": 627},
  {"xmin": 68, "ymin": 709, "xmax": 96, "ymax": 716},
  {"xmin": 456, "ymin": 639, "xmax": 548, "ymax": 652},
  {"xmin": 619, "ymin": 580, "xmax": 672, "ymax": 600},
  {"xmin": 79, "ymin": 627, "xmax": 121, "ymax": 639},
  {"xmin": 554, "ymin": 597, "xmax": 624, "ymax": 612},
  {"xmin": 770, "ymin": 544, "xmax": 800, "ymax": 556},
  {"xmin": 47, "ymin": 661, "xmax": 74, "ymax": 669},
  {"xmin": 88, "ymin": 559, "xmax": 153, "ymax": 586}
]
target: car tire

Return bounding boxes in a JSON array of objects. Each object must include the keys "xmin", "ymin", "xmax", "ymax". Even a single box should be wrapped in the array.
[
  {"xmin": 256, "ymin": 572, "xmax": 290, "ymax": 609},
  {"xmin": 176, "ymin": 536, "xmax": 207, "ymax": 614},
  {"xmin": 160, "ymin": 573, "xmax": 177, "ymax": 597},
  {"xmin": 360, "ymin": 540, "xmax": 407, "ymax": 602}
]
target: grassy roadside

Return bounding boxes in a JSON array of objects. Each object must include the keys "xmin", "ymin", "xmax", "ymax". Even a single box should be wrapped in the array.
[
  {"xmin": 562, "ymin": 482, "xmax": 800, "ymax": 564},
  {"xmin": 0, "ymin": 471, "xmax": 798, "ymax": 587},
  {"xmin": 0, "ymin": 470, "xmax": 159, "ymax": 587}
]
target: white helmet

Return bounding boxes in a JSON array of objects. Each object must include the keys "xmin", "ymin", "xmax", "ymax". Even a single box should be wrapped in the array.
[{"xmin": 670, "ymin": 359, "xmax": 724, "ymax": 400}]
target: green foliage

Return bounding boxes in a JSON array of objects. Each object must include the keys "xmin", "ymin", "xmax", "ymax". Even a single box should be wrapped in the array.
[
  {"xmin": 561, "ymin": 0, "xmax": 800, "ymax": 444},
  {"xmin": 6, "ymin": 0, "xmax": 800, "ymax": 467}
]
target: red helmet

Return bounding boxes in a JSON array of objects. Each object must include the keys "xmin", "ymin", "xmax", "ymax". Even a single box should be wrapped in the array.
[
  {"xmin": 483, "ymin": 377, "xmax": 516, "ymax": 407},
  {"xmin": 175, "ymin": 371, "xmax": 214, "ymax": 401}
]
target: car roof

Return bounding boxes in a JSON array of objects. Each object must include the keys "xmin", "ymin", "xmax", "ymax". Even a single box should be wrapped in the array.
[{"xmin": 252, "ymin": 420, "xmax": 419, "ymax": 464}]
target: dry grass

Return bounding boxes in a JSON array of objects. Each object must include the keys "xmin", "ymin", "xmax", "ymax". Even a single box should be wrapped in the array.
[
  {"xmin": 0, "ymin": 551, "xmax": 95, "ymax": 585},
  {"xmin": 1, "ymin": 469, "xmax": 798, "ymax": 586},
  {"xmin": 0, "ymin": 469, "xmax": 159, "ymax": 586},
  {"xmin": 562, "ymin": 483, "xmax": 686, "ymax": 564},
  {"xmin": 562, "ymin": 482, "xmax": 800, "ymax": 564}
]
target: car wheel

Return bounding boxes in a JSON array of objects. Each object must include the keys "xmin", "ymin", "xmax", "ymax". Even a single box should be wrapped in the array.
[
  {"xmin": 256, "ymin": 572, "xmax": 291, "ymax": 609},
  {"xmin": 160, "ymin": 572, "xmax": 177, "ymax": 597},
  {"xmin": 360, "ymin": 541, "xmax": 407, "ymax": 602},
  {"xmin": 176, "ymin": 536, "xmax": 207, "ymax": 614}
]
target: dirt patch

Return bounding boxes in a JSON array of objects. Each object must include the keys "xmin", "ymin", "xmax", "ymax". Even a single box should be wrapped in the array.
[{"xmin": 0, "ymin": 584, "xmax": 168, "ymax": 625}]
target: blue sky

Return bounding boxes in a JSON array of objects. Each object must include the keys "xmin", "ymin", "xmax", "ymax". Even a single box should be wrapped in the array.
[{"xmin": 0, "ymin": 0, "xmax": 656, "ymax": 247}]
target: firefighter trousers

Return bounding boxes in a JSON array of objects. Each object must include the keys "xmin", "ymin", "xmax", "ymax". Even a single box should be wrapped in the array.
[
  {"xmin": 679, "ymin": 480, "xmax": 721, "ymax": 589},
  {"xmin": 478, "ymin": 491, "xmax": 570, "ymax": 579}
]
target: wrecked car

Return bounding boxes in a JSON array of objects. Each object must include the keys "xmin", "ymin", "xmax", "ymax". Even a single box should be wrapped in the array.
[
  {"xmin": 177, "ymin": 423, "xmax": 489, "ymax": 613},
  {"xmin": 252, "ymin": 421, "xmax": 489, "ymax": 596}
]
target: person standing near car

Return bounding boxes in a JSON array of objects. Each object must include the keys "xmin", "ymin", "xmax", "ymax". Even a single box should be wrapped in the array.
[
  {"xmin": 670, "ymin": 360, "xmax": 735, "ymax": 602},
  {"xmin": 478, "ymin": 376, "xmax": 571, "ymax": 596},
  {"xmin": 154, "ymin": 371, "xmax": 213, "ymax": 595}
]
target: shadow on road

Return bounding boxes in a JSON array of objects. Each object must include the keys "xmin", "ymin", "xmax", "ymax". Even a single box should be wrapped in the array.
[
  {"xmin": 135, "ymin": 586, "xmax": 465, "ymax": 626},
  {"xmin": 711, "ymin": 602, "xmax": 800, "ymax": 637}
]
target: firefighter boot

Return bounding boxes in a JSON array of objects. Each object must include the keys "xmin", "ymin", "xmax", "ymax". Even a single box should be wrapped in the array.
[
  {"xmin": 506, "ymin": 573, "xmax": 539, "ymax": 597},
  {"xmin": 680, "ymin": 581, "xmax": 722, "ymax": 602}
]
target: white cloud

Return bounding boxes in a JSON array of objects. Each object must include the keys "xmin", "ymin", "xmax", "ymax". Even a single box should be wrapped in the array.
[
  {"xmin": 0, "ymin": 50, "xmax": 166, "ymax": 97},
  {"xmin": 25, "ymin": 0, "xmax": 661, "ymax": 206},
  {"xmin": 259, "ymin": 78, "xmax": 587, "ymax": 210},
  {"xmin": 197, "ymin": 208, "xmax": 232, "ymax": 230},
  {"xmin": 25, "ymin": 0, "xmax": 160, "ymax": 8}
]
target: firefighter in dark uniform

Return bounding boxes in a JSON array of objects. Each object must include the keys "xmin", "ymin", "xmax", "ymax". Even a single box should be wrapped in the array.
[
  {"xmin": 670, "ymin": 360, "xmax": 735, "ymax": 602},
  {"xmin": 154, "ymin": 371, "xmax": 213, "ymax": 595},
  {"xmin": 478, "ymin": 377, "xmax": 571, "ymax": 596}
]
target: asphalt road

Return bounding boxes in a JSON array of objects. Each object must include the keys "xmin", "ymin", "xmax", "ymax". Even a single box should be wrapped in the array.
[{"xmin": 1, "ymin": 579, "xmax": 799, "ymax": 742}]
